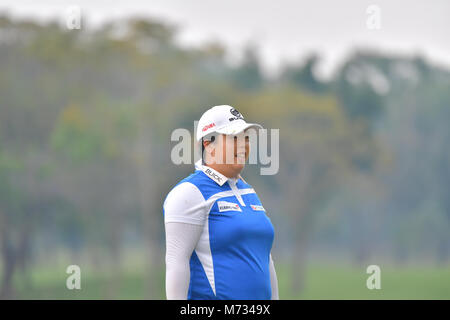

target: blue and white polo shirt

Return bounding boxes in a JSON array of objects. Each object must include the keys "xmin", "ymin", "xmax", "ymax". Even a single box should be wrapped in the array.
[{"xmin": 163, "ymin": 160, "xmax": 275, "ymax": 300}]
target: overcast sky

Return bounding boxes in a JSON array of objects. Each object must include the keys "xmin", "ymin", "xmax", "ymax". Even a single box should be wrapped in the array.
[{"xmin": 1, "ymin": 0, "xmax": 449, "ymax": 78}]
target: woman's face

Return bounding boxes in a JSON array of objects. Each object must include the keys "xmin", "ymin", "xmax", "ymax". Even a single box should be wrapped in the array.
[{"xmin": 205, "ymin": 131, "xmax": 250, "ymax": 175}]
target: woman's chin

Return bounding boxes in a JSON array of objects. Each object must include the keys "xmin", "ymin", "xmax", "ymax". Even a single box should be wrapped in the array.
[{"xmin": 231, "ymin": 162, "xmax": 245, "ymax": 171}]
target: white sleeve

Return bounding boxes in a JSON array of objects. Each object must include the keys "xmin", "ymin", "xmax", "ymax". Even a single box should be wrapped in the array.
[
  {"xmin": 165, "ymin": 221, "xmax": 204, "ymax": 300},
  {"xmin": 163, "ymin": 182, "xmax": 207, "ymax": 225},
  {"xmin": 269, "ymin": 253, "xmax": 279, "ymax": 300}
]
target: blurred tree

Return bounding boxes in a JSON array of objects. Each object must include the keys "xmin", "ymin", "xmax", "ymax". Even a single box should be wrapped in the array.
[
  {"xmin": 334, "ymin": 52, "xmax": 386, "ymax": 133},
  {"xmin": 280, "ymin": 54, "xmax": 328, "ymax": 94},
  {"xmin": 229, "ymin": 44, "xmax": 265, "ymax": 91}
]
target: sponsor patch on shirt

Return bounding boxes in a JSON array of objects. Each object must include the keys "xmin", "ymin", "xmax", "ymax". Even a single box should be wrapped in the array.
[
  {"xmin": 203, "ymin": 168, "xmax": 225, "ymax": 186},
  {"xmin": 217, "ymin": 201, "xmax": 242, "ymax": 212},
  {"xmin": 251, "ymin": 204, "xmax": 265, "ymax": 212}
]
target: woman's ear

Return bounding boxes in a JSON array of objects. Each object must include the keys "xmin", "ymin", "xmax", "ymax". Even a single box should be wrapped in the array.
[
  {"xmin": 202, "ymin": 139, "xmax": 212, "ymax": 158},
  {"xmin": 203, "ymin": 139, "xmax": 211, "ymax": 149}
]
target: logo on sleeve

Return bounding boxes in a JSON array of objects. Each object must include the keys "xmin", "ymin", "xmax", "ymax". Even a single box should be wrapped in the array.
[
  {"xmin": 251, "ymin": 204, "xmax": 265, "ymax": 212},
  {"xmin": 218, "ymin": 201, "xmax": 242, "ymax": 212}
]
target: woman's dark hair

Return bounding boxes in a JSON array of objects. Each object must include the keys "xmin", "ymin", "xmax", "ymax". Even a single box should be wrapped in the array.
[{"xmin": 201, "ymin": 135, "xmax": 216, "ymax": 165}]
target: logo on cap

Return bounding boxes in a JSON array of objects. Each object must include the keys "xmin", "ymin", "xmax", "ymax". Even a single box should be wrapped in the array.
[
  {"xmin": 230, "ymin": 108, "xmax": 244, "ymax": 120},
  {"xmin": 229, "ymin": 108, "xmax": 244, "ymax": 122},
  {"xmin": 202, "ymin": 123, "xmax": 216, "ymax": 132}
]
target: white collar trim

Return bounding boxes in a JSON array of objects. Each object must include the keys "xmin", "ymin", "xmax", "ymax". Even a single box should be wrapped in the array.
[{"xmin": 195, "ymin": 159, "xmax": 246, "ymax": 186}]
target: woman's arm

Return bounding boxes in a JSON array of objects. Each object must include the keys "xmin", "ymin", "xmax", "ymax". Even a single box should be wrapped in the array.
[
  {"xmin": 269, "ymin": 253, "xmax": 279, "ymax": 300},
  {"xmin": 163, "ymin": 182, "xmax": 208, "ymax": 299},
  {"xmin": 165, "ymin": 221, "xmax": 204, "ymax": 299}
]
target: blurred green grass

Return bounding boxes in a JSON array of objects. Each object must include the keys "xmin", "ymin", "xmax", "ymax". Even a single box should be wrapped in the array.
[
  {"xmin": 7, "ymin": 261, "xmax": 450, "ymax": 299},
  {"xmin": 277, "ymin": 263, "xmax": 450, "ymax": 299}
]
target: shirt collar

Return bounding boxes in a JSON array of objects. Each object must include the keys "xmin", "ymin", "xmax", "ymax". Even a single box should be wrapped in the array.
[{"xmin": 195, "ymin": 159, "xmax": 245, "ymax": 186}]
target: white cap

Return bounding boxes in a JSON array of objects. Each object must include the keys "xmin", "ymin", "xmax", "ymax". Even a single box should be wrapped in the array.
[{"xmin": 196, "ymin": 105, "xmax": 263, "ymax": 142}]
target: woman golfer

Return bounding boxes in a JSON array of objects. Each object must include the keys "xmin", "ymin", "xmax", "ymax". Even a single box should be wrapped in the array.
[{"xmin": 163, "ymin": 105, "xmax": 278, "ymax": 300}]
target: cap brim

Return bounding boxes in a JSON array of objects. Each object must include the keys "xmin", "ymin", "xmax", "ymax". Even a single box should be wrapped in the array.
[{"xmin": 216, "ymin": 121, "xmax": 263, "ymax": 136}]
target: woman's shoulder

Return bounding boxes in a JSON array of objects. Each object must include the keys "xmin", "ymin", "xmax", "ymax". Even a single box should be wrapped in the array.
[{"xmin": 163, "ymin": 174, "xmax": 209, "ymax": 225}]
